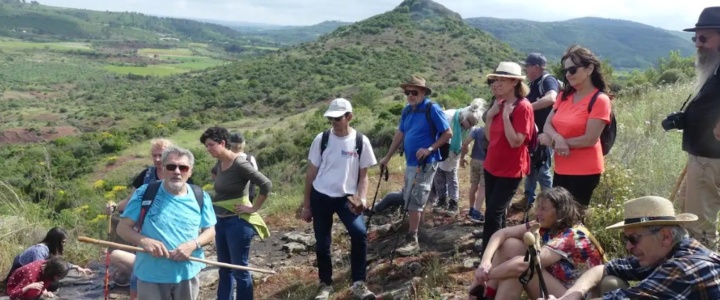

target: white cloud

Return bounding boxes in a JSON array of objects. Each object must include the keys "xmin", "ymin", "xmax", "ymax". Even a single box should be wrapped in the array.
[{"xmin": 36, "ymin": 0, "xmax": 716, "ymax": 31}]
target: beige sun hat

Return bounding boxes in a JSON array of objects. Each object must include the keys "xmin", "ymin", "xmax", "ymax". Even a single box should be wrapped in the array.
[
  {"xmin": 486, "ymin": 62, "xmax": 526, "ymax": 80},
  {"xmin": 605, "ymin": 196, "xmax": 698, "ymax": 230}
]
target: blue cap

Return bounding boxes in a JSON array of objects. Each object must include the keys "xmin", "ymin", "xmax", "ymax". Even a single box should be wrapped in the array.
[{"xmin": 525, "ymin": 53, "xmax": 547, "ymax": 66}]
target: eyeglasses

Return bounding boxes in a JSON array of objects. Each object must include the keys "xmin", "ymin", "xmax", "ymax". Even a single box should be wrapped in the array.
[
  {"xmin": 404, "ymin": 90, "xmax": 419, "ymax": 96},
  {"xmin": 692, "ymin": 35, "xmax": 711, "ymax": 44},
  {"xmin": 623, "ymin": 228, "xmax": 662, "ymax": 246},
  {"xmin": 165, "ymin": 164, "xmax": 190, "ymax": 172},
  {"xmin": 562, "ymin": 66, "xmax": 580, "ymax": 75}
]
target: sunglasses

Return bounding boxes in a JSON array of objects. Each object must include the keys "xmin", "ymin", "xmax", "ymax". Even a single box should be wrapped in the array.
[
  {"xmin": 486, "ymin": 79, "xmax": 496, "ymax": 86},
  {"xmin": 623, "ymin": 228, "xmax": 661, "ymax": 246},
  {"xmin": 562, "ymin": 66, "xmax": 580, "ymax": 75},
  {"xmin": 326, "ymin": 114, "xmax": 346, "ymax": 122},
  {"xmin": 404, "ymin": 90, "xmax": 420, "ymax": 96},
  {"xmin": 692, "ymin": 35, "xmax": 711, "ymax": 44},
  {"xmin": 165, "ymin": 164, "xmax": 190, "ymax": 172}
]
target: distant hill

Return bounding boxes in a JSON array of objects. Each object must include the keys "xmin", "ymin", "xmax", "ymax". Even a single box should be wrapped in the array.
[
  {"xmin": 0, "ymin": 0, "xmax": 247, "ymax": 43},
  {"xmin": 464, "ymin": 17, "xmax": 695, "ymax": 69},
  {"xmin": 83, "ymin": 0, "xmax": 519, "ymax": 120},
  {"xmin": 231, "ymin": 21, "xmax": 352, "ymax": 47}
]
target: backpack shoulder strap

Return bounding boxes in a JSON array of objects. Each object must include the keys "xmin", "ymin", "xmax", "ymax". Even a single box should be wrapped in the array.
[
  {"xmin": 576, "ymin": 225, "xmax": 609, "ymax": 264},
  {"xmin": 538, "ymin": 73, "xmax": 551, "ymax": 96},
  {"xmin": 425, "ymin": 101, "xmax": 437, "ymax": 138},
  {"xmin": 143, "ymin": 166, "xmax": 156, "ymax": 185},
  {"xmin": 137, "ymin": 181, "xmax": 162, "ymax": 232},
  {"xmin": 320, "ymin": 129, "xmax": 331, "ymax": 157},
  {"xmin": 587, "ymin": 90, "xmax": 604, "ymax": 113},
  {"xmin": 189, "ymin": 184, "xmax": 204, "ymax": 217},
  {"xmin": 246, "ymin": 154, "xmax": 256, "ymax": 169},
  {"xmin": 355, "ymin": 131, "xmax": 364, "ymax": 158}
]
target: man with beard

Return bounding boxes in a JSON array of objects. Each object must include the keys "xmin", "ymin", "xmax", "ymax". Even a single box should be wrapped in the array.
[
  {"xmin": 674, "ymin": 6, "xmax": 720, "ymax": 248},
  {"xmin": 117, "ymin": 146, "xmax": 216, "ymax": 300},
  {"xmin": 5, "ymin": 256, "xmax": 69, "ymax": 300}
]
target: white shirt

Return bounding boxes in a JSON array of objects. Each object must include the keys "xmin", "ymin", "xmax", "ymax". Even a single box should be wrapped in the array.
[{"xmin": 309, "ymin": 128, "xmax": 377, "ymax": 198}]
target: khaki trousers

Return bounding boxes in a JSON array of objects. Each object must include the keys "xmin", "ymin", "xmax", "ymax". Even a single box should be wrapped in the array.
[{"xmin": 679, "ymin": 154, "xmax": 720, "ymax": 249}]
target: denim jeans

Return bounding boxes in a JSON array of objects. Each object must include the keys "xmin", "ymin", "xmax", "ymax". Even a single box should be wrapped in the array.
[
  {"xmin": 215, "ymin": 216, "xmax": 256, "ymax": 300},
  {"xmin": 311, "ymin": 188, "xmax": 367, "ymax": 284},
  {"xmin": 524, "ymin": 147, "xmax": 553, "ymax": 204}
]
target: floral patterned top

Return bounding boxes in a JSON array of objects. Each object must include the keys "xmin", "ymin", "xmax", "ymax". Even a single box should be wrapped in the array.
[{"xmin": 539, "ymin": 225, "xmax": 604, "ymax": 287}]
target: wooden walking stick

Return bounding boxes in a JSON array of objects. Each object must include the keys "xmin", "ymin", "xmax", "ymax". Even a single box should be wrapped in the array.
[
  {"xmin": 669, "ymin": 163, "xmax": 688, "ymax": 202},
  {"xmin": 104, "ymin": 203, "xmax": 113, "ymax": 300},
  {"xmin": 78, "ymin": 236, "xmax": 277, "ymax": 274}
]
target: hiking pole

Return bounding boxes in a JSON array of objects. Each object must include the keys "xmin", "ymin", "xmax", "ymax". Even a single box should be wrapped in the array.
[
  {"xmin": 104, "ymin": 202, "xmax": 114, "ymax": 300},
  {"xmin": 670, "ymin": 163, "xmax": 688, "ymax": 202},
  {"xmin": 523, "ymin": 231, "xmax": 549, "ymax": 298},
  {"xmin": 366, "ymin": 167, "xmax": 389, "ymax": 232},
  {"xmin": 389, "ymin": 162, "xmax": 425, "ymax": 265},
  {"xmin": 78, "ymin": 236, "xmax": 277, "ymax": 274}
]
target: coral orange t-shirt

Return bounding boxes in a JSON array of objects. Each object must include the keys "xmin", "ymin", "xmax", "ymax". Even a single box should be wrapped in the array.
[
  {"xmin": 484, "ymin": 98, "xmax": 534, "ymax": 178},
  {"xmin": 551, "ymin": 90, "xmax": 611, "ymax": 175}
]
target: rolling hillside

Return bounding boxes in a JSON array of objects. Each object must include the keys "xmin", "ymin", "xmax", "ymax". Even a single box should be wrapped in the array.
[
  {"xmin": 231, "ymin": 21, "xmax": 352, "ymax": 47},
  {"xmin": 0, "ymin": 0, "xmax": 246, "ymax": 43},
  {"xmin": 465, "ymin": 16, "xmax": 695, "ymax": 69}
]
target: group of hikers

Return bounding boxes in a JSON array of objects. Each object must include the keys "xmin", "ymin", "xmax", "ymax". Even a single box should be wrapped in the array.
[{"xmin": 4, "ymin": 6, "xmax": 720, "ymax": 300}]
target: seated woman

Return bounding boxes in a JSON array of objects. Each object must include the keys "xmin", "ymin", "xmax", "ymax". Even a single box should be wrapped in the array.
[
  {"xmin": 4, "ymin": 227, "xmax": 93, "ymax": 287},
  {"xmin": 469, "ymin": 187, "xmax": 605, "ymax": 299}
]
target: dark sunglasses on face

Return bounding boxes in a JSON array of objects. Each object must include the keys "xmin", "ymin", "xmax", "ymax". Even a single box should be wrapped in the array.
[
  {"xmin": 486, "ymin": 79, "xmax": 496, "ymax": 85},
  {"xmin": 692, "ymin": 35, "xmax": 710, "ymax": 44},
  {"xmin": 165, "ymin": 164, "xmax": 190, "ymax": 172},
  {"xmin": 563, "ymin": 66, "xmax": 580, "ymax": 75},
  {"xmin": 623, "ymin": 228, "xmax": 661, "ymax": 246},
  {"xmin": 327, "ymin": 115, "xmax": 345, "ymax": 122},
  {"xmin": 404, "ymin": 90, "xmax": 419, "ymax": 96}
]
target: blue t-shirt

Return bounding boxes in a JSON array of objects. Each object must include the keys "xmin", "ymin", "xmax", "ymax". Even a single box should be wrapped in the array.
[
  {"xmin": 121, "ymin": 182, "xmax": 217, "ymax": 284},
  {"xmin": 399, "ymin": 98, "xmax": 450, "ymax": 167},
  {"xmin": 527, "ymin": 72, "xmax": 560, "ymax": 132},
  {"xmin": 470, "ymin": 127, "xmax": 487, "ymax": 161}
]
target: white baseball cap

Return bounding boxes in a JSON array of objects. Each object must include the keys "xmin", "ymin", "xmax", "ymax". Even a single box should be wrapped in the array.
[{"xmin": 324, "ymin": 98, "xmax": 353, "ymax": 118}]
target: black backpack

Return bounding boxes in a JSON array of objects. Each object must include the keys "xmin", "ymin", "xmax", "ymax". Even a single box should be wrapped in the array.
[
  {"xmin": 400, "ymin": 101, "xmax": 450, "ymax": 161},
  {"xmin": 588, "ymin": 91, "xmax": 617, "ymax": 156},
  {"xmin": 320, "ymin": 129, "xmax": 364, "ymax": 158},
  {"xmin": 136, "ymin": 181, "xmax": 205, "ymax": 232}
]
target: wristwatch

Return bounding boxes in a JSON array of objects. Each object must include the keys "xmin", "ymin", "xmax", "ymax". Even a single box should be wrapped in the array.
[{"xmin": 428, "ymin": 146, "xmax": 434, "ymax": 152}]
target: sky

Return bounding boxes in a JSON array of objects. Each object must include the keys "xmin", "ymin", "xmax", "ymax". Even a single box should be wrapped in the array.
[{"xmin": 37, "ymin": 0, "xmax": 717, "ymax": 32}]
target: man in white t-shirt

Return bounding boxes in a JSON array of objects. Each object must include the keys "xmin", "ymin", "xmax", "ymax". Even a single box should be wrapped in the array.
[{"xmin": 301, "ymin": 98, "xmax": 378, "ymax": 300}]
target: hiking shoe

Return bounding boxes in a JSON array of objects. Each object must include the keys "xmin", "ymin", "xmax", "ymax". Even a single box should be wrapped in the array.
[
  {"xmin": 469, "ymin": 208, "xmax": 485, "ymax": 224},
  {"xmin": 351, "ymin": 281, "xmax": 376, "ymax": 300},
  {"xmin": 395, "ymin": 233, "xmax": 420, "ymax": 257},
  {"xmin": 445, "ymin": 200, "xmax": 459, "ymax": 217},
  {"xmin": 433, "ymin": 197, "xmax": 448, "ymax": 213},
  {"xmin": 314, "ymin": 283, "xmax": 334, "ymax": 300}
]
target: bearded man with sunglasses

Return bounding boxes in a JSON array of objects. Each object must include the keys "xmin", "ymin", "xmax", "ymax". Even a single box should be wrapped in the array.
[
  {"xmin": 380, "ymin": 76, "xmax": 452, "ymax": 257},
  {"xmin": 673, "ymin": 6, "xmax": 720, "ymax": 250},
  {"xmin": 546, "ymin": 196, "xmax": 720, "ymax": 300},
  {"xmin": 117, "ymin": 146, "xmax": 216, "ymax": 300}
]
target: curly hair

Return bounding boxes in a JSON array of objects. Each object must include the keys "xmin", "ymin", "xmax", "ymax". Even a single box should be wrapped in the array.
[
  {"xmin": 200, "ymin": 126, "xmax": 231, "ymax": 149},
  {"xmin": 559, "ymin": 45, "xmax": 612, "ymax": 101},
  {"xmin": 536, "ymin": 186, "xmax": 583, "ymax": 231}
]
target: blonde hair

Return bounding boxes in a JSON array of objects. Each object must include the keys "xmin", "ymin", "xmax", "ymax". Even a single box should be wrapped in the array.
[
  {"xmin": 515, "ymin": 81, "xmax": 530, "ymax": 99},
  {"xmin": 230, "ymin": 142, "xmax": 245, "ymax": 153},
  {"xmin": 150, "ymin": 138, "xmax": 173, "ymax": 150}
]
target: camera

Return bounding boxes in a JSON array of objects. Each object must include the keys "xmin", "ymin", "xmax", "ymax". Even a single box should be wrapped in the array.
[{"xmin": 661, "ymin": 111, "xmax": 686, "ymax": 131}]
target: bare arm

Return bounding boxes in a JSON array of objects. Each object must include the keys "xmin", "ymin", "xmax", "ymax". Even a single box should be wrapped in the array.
[
  {"xmin": 115, "ymin": 188, "xmax": 136, "ymax": 212},
  {"xmin": 558, "ymin": 265, "xmax": 606, "ymax": 300},
  {"xmin": 543, "ymin": 110, "xmax": 561, "ymax": 142},
  {"xmin": 481, "ymin": 223, "xmax": 534, "ymax": 264},
  {"xmin": 532, "ymin": 90, "xmax": 557, "ymax": 110},
  {"xmin": 432, "ymin": 129, "xmax": 452, "ymax": 150},
  {"xmin": 564, "ymin": 119, "xmax": 606, "ymax": 148},
  {"xmin": 383, "ymin": 130, "xmax": 405, "ymax": 161},
  {"xmin": 461, "ymin": 135, "xmax": 474, "ymax": 160},
  {"xmin": 356, "ymin": 167, "xmax": 369, "ymax": 200},
  {"xmin": 303, "ymin": 164, "xmax": 319, "ymax": 209}
]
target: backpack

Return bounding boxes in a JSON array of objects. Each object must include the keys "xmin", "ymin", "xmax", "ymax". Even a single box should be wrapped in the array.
[
  {"xmin": 509, "ymin": 99, "xmax": 540, "ymax": 160},
  {"xmin": 538, "ymin": 73, "xmax": 560, "ymax": 97},
  {"xmin": 246, "ymin": 154, "xmax": 257, "ymax": 203},
  {"xmin": 588, "ymin": 91, "xmax": 617, "ymax": 156},
  {"xmin": 401, "ymin": 101, "xmax": 450, "ymax": 161},
  {"xmin": 142, "ymin": 166, "xmax": 157, "ymax": 185},
  {"xmin": 319, "ymin": 129, "xmax": 366, "ymax": 186},
  {"xmin": 136, "ymin": 181, "xmax": 205, "ymax": 233}
]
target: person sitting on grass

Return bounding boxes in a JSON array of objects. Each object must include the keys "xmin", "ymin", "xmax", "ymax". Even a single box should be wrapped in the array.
[{"xmin": 469, "ymin": 187, "xmax": 604, "ymax": 299}]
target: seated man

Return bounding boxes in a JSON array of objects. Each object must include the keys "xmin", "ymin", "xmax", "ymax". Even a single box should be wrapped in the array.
[
  {"xmin": 470, "ymin": 187, "xmax": 605, "ymax": 299},
  {"xmin": 548, "ymin": 196, "xmax": 720, "ymax": 300}
]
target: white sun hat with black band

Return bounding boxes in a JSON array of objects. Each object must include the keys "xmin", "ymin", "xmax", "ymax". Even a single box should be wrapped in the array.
[
  {"xmin": 486, "ymin": 62, "xmax": 526, "ymax": 80},
  {"xmin": 606, "ymin": 196, "xmax": 698, "ymax": 230}
]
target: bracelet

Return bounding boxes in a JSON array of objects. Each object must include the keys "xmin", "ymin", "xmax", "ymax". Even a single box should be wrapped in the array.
[{"xmin": 194, "ymin": 239, "xmax": 201, "ymax": 250}]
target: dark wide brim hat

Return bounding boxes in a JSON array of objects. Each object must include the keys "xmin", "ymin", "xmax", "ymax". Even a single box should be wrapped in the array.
[{"xmin": 684, "ymin": 6, "xmax": 720, "ymax": 32}]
